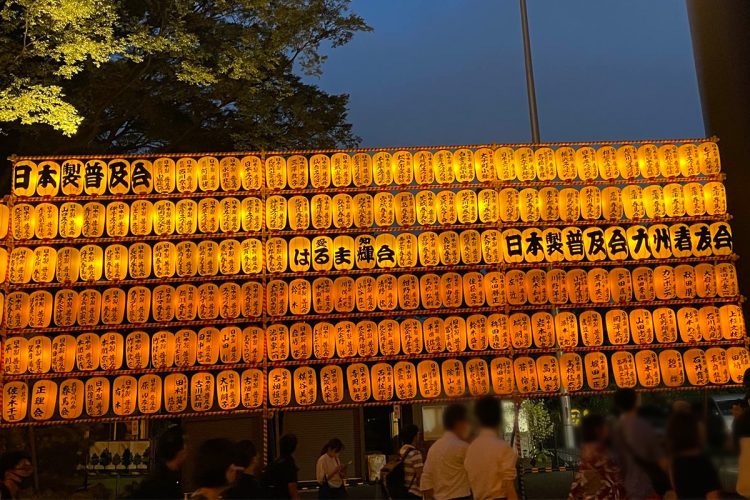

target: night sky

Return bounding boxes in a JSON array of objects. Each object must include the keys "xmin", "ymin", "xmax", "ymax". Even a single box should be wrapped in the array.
[{"xmin": 311, "ymin": 0, "xmax": 705, "ymax": 147}]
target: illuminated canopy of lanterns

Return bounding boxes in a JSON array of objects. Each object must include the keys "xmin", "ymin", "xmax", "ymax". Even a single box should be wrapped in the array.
[{"xmin": 1, "ymin": 141, "xmax": 747, "ymax": 423}]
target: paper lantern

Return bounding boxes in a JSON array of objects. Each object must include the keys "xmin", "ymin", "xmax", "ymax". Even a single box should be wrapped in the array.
[
  {"xmin": 265, "ymin": 156, "xmax": 287, "ymax": 189},
  {"xmin": 113, "ymin": 376, "xmax": 138, "ymax": 416},
  {"xmin": 586, "ymin": 268, "xmax": 609, "ymax": 303},
  {"xmin": 12, "ymin": 203, "xmax": 36, "ymax": 240},
  {"xmin": 604, "ymin": 310, "xmax": 629, "ymax": 345},
  {"xmin": 683, "ymin": 183, "xmax": 706, "ymax": 216},
  {"xmin": 579, "ymin": 186, "xmax": 601, "ymax": 220},
  {"xmin": 34, "ymin": 160, "xmax": 60, "ymax": 196},
  {"xmin": 74, "ymin": 332, "xmax": 100, "ymax": 371},
  {"xmin": 267, "ymin": 324, "xmax": 290, "ymax": 361},
  {"xmin": 290, "ymin": 323, "xmax": 313, "ymax": 360},
  {"xmin": 129, "ymin": 199, "xmax": 154, "ymax": 236},
  {"xmin": 720, "ymin": 304, "xmax": 745, "ymax": 340},
  {"xmin": 320, "ymin": 365, "xmax": 344, "ymax": 404},
  {"xmin": 400, "ymin": 318, "xmax": 422, "ymax": 355},
  {"xmin": 699, "ymin": 141, "xmax": 722, "ymax": 174},
  {"xmin": 347, "ymin": 153, "xmax": 372, "ymax": 187},
  {"xmin": 2, "ymin": 381, "xmax": 28, "ymax": 422},
  {"xmin": 198, "ymin": 198, "xmax": 221, "ymax": 233},
  {"xmin": 421, "ymin": 317, "xmax": 446, "ymax": 353},
  {"xmin": 240, "ymin": 197, "xmax": 263, "ymax": 232},
  {"xmin": 559, "ymin": 353, "xmax": 584, "ymax": 391},
  {"xmin": 611, "ymin": 352, "xmax": 637, "ymax": 388},
  {"xmin": 522, "ymin": 269, "xmax": 546, "ymax": 304},
  {"xmin": 332, "ymin": 193, "xmax": 354, "ymax": 229},
  {"xmin": 505, "ymin": 269, "xmax": 526, "ymax": 304},
  {"xmin": 54, "ymin": 247, "xmax": 80, "ymax": 284},
  {"xmin": 398, "ymin": 274, "xmax": 420, "ymax": 310},
  {"xmin": 727, "ymin": 347, "xmax": 750, "ymax": 383},
  {"xmin": 369, "ymin": 151, "xmax": 392, "ymax": 186},
  {"xmin": 100, "ymin": 287, "xmax": 126, "ymax": 326},
  {"xmin": 459, "ymin": 230, "xmax": 481, "ymax": 265},
  {"xmin": 715, "ymin": 263, "xmax": 739, "ymax": 297},
  {"xmin": 196, "ymin": 327, "xmax": 220, "ymax": 365},
  {"xmin": 332, "ymin": 152, "xmax": 353, "ymax": 187},
  {"xmin": 652, "ymin": 308, "xmax": 678, "ymax": 343},
  {"xmin": 626, "ymin": 225, "xmax": 651, "ymax": 260},
  {"xmin": 312, "ymin": 277, "xmax": 333, "ymax": 314},
  {"xmin": 488, "ymin": 357, "xmax": 514, "ymax": 395},
  {"xmin": 26, "ymin": 336, "xmax": 51, "ymax": 374},
  {"xmin": 600, "ymin": 186, "xmax": 623, "ymax": 220},
  {"xmin": 138, "ymin": 374, "xmax": 162, "ymax": 414},
  {"xmin": 98, "ymin": 332, "xmax": 124, "ymax": 370},
  {"xmin": 216, "ymin": 370, "xmax": 241, "ymax": 410},
  {"xmin": 705, "ymin": 348, "xmax": 730, "ymax": 385},
  {"xmin": 513, "ymin": 147, "xmax": 535, "ymax": 181},
  {"xmin": 174, "ymin": 284, "xmax": 197, "ymax": 321},
  {"xmin": 574, "ymin": 147, "xmax": 597, "ymax": 180},
  {"xmin": 191, "ymin": 372, "xmax": 216, "ymax": 411},
  {"xmin": 413, "ymin": 151, "xmax": 435, "ymax": 184},
  {"xmin": 266, "ymin": 279, "xmax": 288, "ymax": 317},
  {"xmin": 240, "ymin": 238, "xmax": 263, "ymax": 275},
  {"xmin": 703, "ymin": 182, "xmax": 727, "ymax": 216},
  {"xmin": 539, "ymin": 187, "xmax": 560, "ymax": 221},
  {"xmin": 163, "ymin": 373, "xmax": 189, "ymax": 413},
  {"xmin": 336, "ymin": 321, "xmax": 359, "ymax": 358},
  {"xmin": 30, "ymin": 380, "xmax": 57, "ymax": 420},
  {"xmin": 8, "ymin": 248, "xmax": 32, "ymax": 286},
  {"xmin": 333, "ymin": 276, "xmax": 355, "ymax": 312},
  {"xmin": 153, "ymin": 200, "xmax": 176, "ymax": 235},
  {"xmin": 583, "ymin": 352, "xmax": 608, "ymax": 390},
  {"xmin": 499, "ymin": 188, "xmax": 520, "ymax": 222},
  {"xmin": 479, "ymin": 272, "xmax": 503, "ymax": 308},
  {"xmin": 394, "ymin": 361, "xmax": 418, "ymax": 399},
  {"xmin": 519, "ymin": 188, "xmax": 540, "ymax": 222},
  {"xmin": 440, "ymin": 359, "xmax": 466, "ymax": 397},
  {"xmin": 683, "ymin": 349, "xmax": 709, "ymax": 386},
  {"xmin": 288, "ymin": 278, "xmax": 311, "ymax": 315},
  {"xmin": 4, "ymin": 337, "xmax": 28, "ymax": 374},
  {"xmin": 103, "ymin": 244, "xmax": 128, "ymax": 282},
  {"xmin": 653, "ymin": 266, "xmax": 675, "ymax": 300},
  {"xmin": 550, "ymin": 312, "xmax": 576, "ymax": 349},
  {"xmin": 357, "ymin": 320, "xmax": 378, "ymax": 357},
  {"xmin": 124, "ymin": 331, "xmax": 149, "ymax": 369},
  {"xmin": 151, "ymin": 331, "xmax": 175, "ymax": 369},
  {"xmin": 541, "ymin": 268, "xmax": 565, "ymax": 305},
  {"xmin": 153, "ymin": 157, "xmax": 176, "ymax": 193},
  {"xmin": 309, "ymin": 194, "xmax": 332, "ymax": 230},
  {"xmin": 242, "ymin": 326, "xmax": 264, "ymax": 363},
  {"xmin": 332, "ymin": 235, "xmax": 354, "ymax": 270},
  {"xmin": 528, "ymin": 312, "xmax": 552, "ymax": 348},
  {"xmin": 58, "ymin": 202, "xmax": 82, "ymax": 240},
  {"xmin": 373, "ymin": 274, "xmax": 395, "ymax": 311},
  {"xmin": 659, "ymin": 350, "xmax": 685, "ymax": 387},
  {"xmin": 34, "ymin": 203, "xmax": 58, "ymax": 239},
  {"xmin": 643, "ymin": 185, "xmax": 666, "ymax": 218},
  {"xmin": 674, "ymin": 265, "xmax": 697, "ymax": 299},
  {"xmin": 647, "ymin": 224, "xmax": 672, "ymax": 261},
  {"xmin": 309, "ymin": 154, "xmax": 332, "ymax": 188},
  {"xmin": 442, "ymin": 315, "xmax": 466, "ymax": 352},
  {"xmin": 352, "ymin": 193, "xmax": 373, "ymax": 228},
  {"xmin": 455, "ymin": 189, "xmax": 478, "ymax": 223},
  {"xmin": 676, "ymin": 143, "xmax": 699, "ymax": 176},
  {"xmin": 6, "ymin": 291, "xmax": 30, "ymax": 330},
  {"xmin": 710, "ymin": 222, "xmax": 733, "ymax": 257},
  {"xmin": 605, "ymin": 268, "xmax": 630, "ymax": 303},
  {"xmin": 51, "ymin": 334, "xmax": 76, "ymax": 373},
  {"xmin": 219, "ymin": 326, "xmax": 243, "ymax": 364},
  {"xmin": 464, "ymin": 358, "xmax": 490, "ymax": 396},
  {"xmin": 219, "ymin": 282, "xmax": 241, "ymax": 319},
  {"xmin": 314, "ymin": 322, "xmax": 336, "ymax": 358},
  {"xmin": 631, "ymin": 267, "xmax": 655, "ymax": 301},
  {"xmin": 78, "ymin": 245, "xmax": 103, "ymax": 282},
  {"xmin": 450, "ymin": 148, "xmax": 473, "ymax": 182},
  {"xmin": 85, "ymin": 377, "xmax": 110, "ymax": 417},
  {"xmin": 676, "ymin": 307, "xmax": 701, "ymax": 343},
  {"xmin": 377, "ymin": 319, "xmax": 401, "ymax": 356},
  {"xmin": 175, "ymin": 329, "xmax": 198, "ymax": 367},
  {"xmin": 12, "ymin": 160, "xmax": 38, "ymax": 196},
  {"xmin": 566, "ymin": 269, "xmax": 588, "ymax": 303},
  {"xmin": 369, "ymin": 363, "xmax": 394, "ymax": 401},
  {"xmin": 696, "ymin": 306, "xmax": 721, "ymax": 342},
  {"xmin": 293, "ymin": 366, "xmax": 318, "ymax": 406},
  {"xmin": 436, "ymin": 190, "xmax": 457, "ymax": 224},
  {"xmin": 396, "ymin": 233, "xmax": 418, "ymax": 268},
  {"xmin": 241, "ymin": 369, "xmax": 264, "ymax": 408},
  {"xmin": 621, "ymin": 185, "xmax": 645, "ymax": 220},
  {"xmin": 426, "ymin": 149, "xmax": 451, "ymax": 183},
  {"xmin": 126, "ymin": 286, "xmax": 151, "ymax": 323},
  {"xmin": 28, "ymin": 290, "xmax": 53, "ymax": 328},
  {"xmin": 418, "ymin": 274, "xmax": 440, "ymax": 310},
  {"xmin": 593, "ymin": 145, "xmax": 618, "ymax": 179},
  {"xmin": 531, "ymin": 147, "xmax": 555, "ymax": 180},
  {"xmin": 580, "ymin": 311, "xmax": 604, "ymax": 347},
  {"xmin": 629, "ymin": 309, "xmax": 654, "ymax": 344},
  {"xmin": 287, "ymin": 155, "xmax": 308, "ymax": 189},
  {"xmin": 535, "ymin": 356, "xmax": 560, "ymax": 393},
  {"xmin": 106, "ymin": 201, "xmax": 130, "ymax": 237},
  {"xmin": 513, "ymin": 357, "xmax": 538, "ymax": 393},
  {"xmin": 465, "ymin": 314, "xmax": 487, "ymax": 350},
  {"xmin": 491, "ymin": 147, "xmax": 513, "ymax": 180}
]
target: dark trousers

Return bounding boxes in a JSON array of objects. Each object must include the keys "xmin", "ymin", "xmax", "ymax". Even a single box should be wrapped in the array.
[{"xmin": 319, "ymin": 484, "xmax": 347, "ymax": 499}]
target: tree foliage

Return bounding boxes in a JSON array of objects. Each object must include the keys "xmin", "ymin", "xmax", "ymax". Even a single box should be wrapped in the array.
[{"xmin": 0, "ymin": 0, "xmax": 369, "ymax": 158}]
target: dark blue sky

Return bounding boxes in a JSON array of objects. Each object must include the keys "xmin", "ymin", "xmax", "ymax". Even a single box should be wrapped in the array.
[{"xmin": 311, "ymin": 0, "xmax": 705, "ymax": 147}]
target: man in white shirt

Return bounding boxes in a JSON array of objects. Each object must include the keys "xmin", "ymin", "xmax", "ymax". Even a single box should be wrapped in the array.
[
  {"xmin": 464, "ymin": 396, "xmax": 518, "ymax": 500},
  {"xmin": 421, "ymin": 404, "xmax": 472, "ymax": 500}
]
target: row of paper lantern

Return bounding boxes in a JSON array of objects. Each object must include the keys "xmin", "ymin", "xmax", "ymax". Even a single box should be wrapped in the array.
[
  {"xmin": 5, "ymin": 263, "xmax": 740, "ymax": 330},
  {"xmin": 11, "ymin": 143, "xmax": 721, "ymax": 198},
  {"xmin": 3, "ymin": 304, "xmax": 744, "ymax": 374},
  {"xmin": 9, "ymin": 181, "xmax": 729, "ymax": 240},
  {"xmin": 7, "ymin": 223, "xmax": 736, "ymax": 286},
  {"xmin": 3, "ymin": 346, "xmax": 748, "ymax": 422}
]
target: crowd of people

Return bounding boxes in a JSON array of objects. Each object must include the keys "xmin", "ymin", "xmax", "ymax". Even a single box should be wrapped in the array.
[{"xmin": 2, "ymin": 388, "xmax": 750, "ymax": 499}]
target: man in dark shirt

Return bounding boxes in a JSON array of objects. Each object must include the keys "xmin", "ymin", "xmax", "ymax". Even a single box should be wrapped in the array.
[
  {"xmin": 225, "ymin": 440, "xmax": 261, "ymax": 499},
  {"xmin": 261, "ymin": 434, "xmax": 299, "ymax": 499},
  {"xmin": 129, "ymin": 426, "xmax": 186, "ymax": 499}
]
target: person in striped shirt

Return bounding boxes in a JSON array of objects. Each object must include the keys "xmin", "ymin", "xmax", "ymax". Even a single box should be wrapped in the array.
[{"xmin": 398, "ymin": 424, "xmax": 423, "ymax": 499}]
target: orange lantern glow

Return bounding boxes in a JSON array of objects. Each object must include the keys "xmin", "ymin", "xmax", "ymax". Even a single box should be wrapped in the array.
[
  {"xmin": 30, "ymin": 380, "xmax": 57, "ymax": 420},
  {"xmin": 241, "ymin": 369, "xmax": 264, "ymax": 408},
  {"xmin": 536, "ymin": 355, "xmax": 560, "ymax": 392},
  {"xmin": 659, "ymin": 350, "xmax": 685, "ymax": 387},
  {"xmin": 175, "ymin": 329, "xmax": 198, "ymax": 367},
  {"xmin": 683, "ymin": 349, "xmax": 709, "ymax": 386},
  {"xmin": 293, "ymin": 366, "xmax": 317, "ymax": 406},
  {"xmin": 84, "ymin": 377, "xmax": 110, "ymax": 417},
  {"xmin": 466, "ymin": 358, "xmax": 490, "ymax": 396},
  {"xmin": 347, "ymin": 363, "xmax": 372, "ymax": 402},
  {"xmin": 290, "ymin": 323, "xmax": 313, "ymax": 360},
  {"xmin": 138, "ymin": 374, "xmax": 162, "ymax": 414},
  {"xmin": 584, "ymin": 352, "xmax": 608, "ymax": 390},
  {"xmin": 559, "ymin": 353, "xmax": 584, "ymax": 391},
  {"xmin": 58, "ymin": 379, "xmax": 86, "ymax": 419},
  {"xmin": 242, "ymin": 326, "xmax": 264, "ymax": 363},
  {"xmin": 490, "ymin": 357, "xmax": 515, "ymax": 394},
  {"xmin": 320, "ymin": 365, "xmax": 345, "ymax": 404},
  {"xmin": 113, "ymin": 376, "xmax": 137, "ymax": 416},
  {"xmin": 151, "ymin": 331, "xmax": 175, "ymax": 369},
  {"xmin": 705, "ymin": 348, "xmax": 730, "ymax": 385},
  {"xmin": 371, "ymin": 363, "xmax": 394, "ymax": 401},
  {"xmin": 99, "ymin": 332, "xmax": 124, "ymax": 371},
  {"xmin": 611, "ymin": 351, "xmax": 637, "ymax": 388},
  {"xmin": 191, "ymin": 372, "xmax": 216, "ymax": 411},
  {"xmin": 394, "ymin": 361, "xmax": 418, "ymax": 399},
  {"xmin": 579, "ymin": 310, "xmax": 604, "ymax": 347},
  {"xmin": 513, "ymin": 357, "xmax": 538, "ymax": 393}
]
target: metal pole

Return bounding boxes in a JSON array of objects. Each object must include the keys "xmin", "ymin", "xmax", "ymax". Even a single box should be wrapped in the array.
[{"xmin": 520, "ymin": 0, "xmax": 541, "ymax": 142}]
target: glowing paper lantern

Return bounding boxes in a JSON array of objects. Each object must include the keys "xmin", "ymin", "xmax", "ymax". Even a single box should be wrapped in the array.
[
  {"xmin": 643, "ymin": 185, "xmax": 665, "ymax": 218},
  {"xmin": 653, "ymin": 308, "xmax": 678, "ymax": 343},
  {"xmin": 164, "ymin": 373, "xmax": 189, "ymax": 413},
  {"xmin": 293, "ymin": 366, "xmax": 317, "ymax": 406},
  {"xmin": 289, "ymin": 278, "xmax": 311, "ymax": 315},
  {"xmin": 79, "ymin": 244, "xmax": 103, "ymax": 282},
  {"xmin": 677, "ymin": 307, "xmax": 701, "ymax": 343},
  {"xmin": 352, "ymin": 194, "xmax": 374, "ymax": 228},
  {"xmin": 153, "ymin": 157, "xmax": 176, "ymax": 193},
  {"xmin": 436, "ymin": 190, "xmax": 457, "ymax": 224},
  {"xmin": 700, "ymin": 141, "xmax": 722, "ymax": 174},
  {"xmin": 441, "ymin": 359, "xmax": 466, "ymax": 397},
  {"xmin": 378, "ymin": 319, "xmax": 401, "ymax": 356},
  {"xmin": 575, "ymin": 147, "xmax": 598, "ymax": 180},
  {"xmin": 241, "ymin": 369, "xmax": 264, "ymax": 408},
  {"xmin": 153, "ymin": 200, "xmax": 176, "ymax": 235},
  {"xmin": 3, "ymin": 381, "xmax": 28, "ymax": 422},
  {"xmin": 357, "ymin": 320, "xmax": 378, "ymax": 357},
  {"xmin": 536, "ymin": 356, "xmax": 560, "ymax": 392},
  {"xmin": 4, "ymin": 337, "xmax": 28, "ymax": 374},
  {"xmin": 398, "ymin": 274, "xmax": 420, "ymax": 310},
  {"xmin": 566, "ymin": 269, "xmax": 588, "ymax": 303},
  {"xmin": 151, "ymin": 331, "xmax": 175, "ymax": 369},
  {"xmin": 608, "ymin": 268, "xmax": 632, "ymax": 303},
  {"xmin": 579, "ymin": 186, "xmax": 601, "ymax": 220},
  {"xmin": 150, "ymin": 285, "xmax": 175, "ymax": 323},
  {"xmin": 513, "ymin": 357, "xmax": 538, "ymax": 393},
  {"xmin": 531, "ymin": 312, "xmax": 554, "ymax": 348},
  {"xmin": 394, "ymin": 361, "xmax": 418, "ymax": 399},
  {"xmin": 104, "ymin": 244, "xmax": 128, "ymax": 281},
  {"xmin": 58, "ymin": 202, "xmax": 82, "ymax": 239},
  {"xmin": 36, "ymin": 161, "xmax": 61, "ymax": 196},
  {"xmin": 584, "ymin": 352, "xmax": 608, "ymax": 390},
  {"xmin": 414, "ymin": 151, "xmax": 435, "ymax": 184},
  {"xmin": 99, "ymin": 332, "xmax": 124, "ymax": 370},
  {"xmin": 445, "ymin": 316, "xmax": 468, "ymax": 352},
  {"xmin": 683, "ymin": 183, "xmax": 706, "ymax": 216},
  {"xmin": 267, "ymin": 324, "xmax": 290, "ymax": 361},
  {"xmin": 335, "ymin": 321, "xmax": 359, "ymax": 358},
  {"xmin": 605, "ymin": 310, "xmax": 630, "ymax": 345},
  {"xmin": 138, "ymin": 374, "xmax": 162, "ymax": 414},
  {"xmin": 491, "ymin": 357, "xmax": 515, "ymax": 394},
  {"xmin": 715, "ymin": 263, "xmax": 739, "ymax": 297},
  {"xmin": 130, "ymin": 199, "xmax": 153, "ymax": 236},
  {"xmin": 466, "ymin": 358, "xmax": 490, "ymax": 396},
  {"xmin": 705, "ymin": 348, "xmax": 730, "ymax": 385},
  {"xmin": 719, "ymin": 304, "xmax": 745, "ymax": 340},
  {"xmin": 334, "ymin": 276, "xmax": 355, "ymax": 312},
  {"xmin": 560, "ymin": 353, "xmax": 584, "ymax": 391},
  {"xmin": 266, "ymin": 279, "xmax": 288, "ymax": 317},
  {"xmin": 126, "ymin": 286, "xmax": 151, "ymax": 323},
  {"xmin": 175, "ymin": 329, "xmax": 198, "ymax": 367},
  {"xmin": 191, "ymin": 372, "xmax": 216, "ymax": 411},
  {"xmin": 698, "ymin": 306, "xmax": 721, "ymax": 342},
  {"xmin": 220, "ymin": 326, "xmax": 243, "ymax": 363},
  {"xmin": 27, "ymin": 336, "xmax": 51, "ymax": 374},
  {"xmin": 674, "ymin": 265, "xmax": 697, "ymax": 299},
  {"xmin": 30, "ymin": 380, "xmax": 57, "ymax": 420},
  {"xmin": 106, "ymin": 201, "xmax": 130, "ymax": 237},
  {"xmin": 580, "ymin": 310, "xmax": 604, "ymax": 347},
  {"xmin": 314, "ymin": 322, "xmax": 336, "ymax": 359},
  {"xmin": 320, "ymin": 365, "xmax": 344, "ymax": 404},
  {"xmin": 218, "ymin": 240, "xmax": 241, "ymax": 276},
  {"xmin": 85, "ymin": 377, "xmax": 110, "ymax": 417},
  {"xmin": 519, "ymin": 188, "xmax": 540, "ymax": 222},
  {"xmin": 290, "ymin": 323, "xmax": 313, "ymax": 360},
  {"xmin": 125, "ymin": 331, "xmax": 150, "ymax": 369},
  {"xmin": 266, "ymin": 156, "xmax": 287, "ymax": 189},
  {"xmin": 704, "ymin": 182, "xmax": 727, "ymax": 216},
  {"xmin": 631, "ymin": 267, "xmax": 655, "ymax": 301},
  {"xmin": 467, "ymin": 314, "xmax": 489, "ymax": 350},
  {"xmin": 28, "ymin": 290, "xmax": 53, "ymax": 328},
  {"xmin": 243, "ymin": 326, "xmax": 264, "ymax": 363},
  {"xmin": 6, "ymin": 291, "xmax": 30, "ymax": 330},
  {"xmin": 423, "ymin": 317, "xmax": 446, "ymax": 353},
  {"xmin": 523, "ymin": 269, "xmax": 546, "ymax": 304},
  {"xmin": 12, "ymin": 203, "xmax": 36, "ymax": 240},
  {"xmin": 595, "ymin": 146, "xmax": 619, "ymax": 180},
  {"xmin": 654, "ymin": 266, "xmax": 675, "ymax": 300},
  {"xmin": 683, "ymin": 349, "xmax": 709, "ymax": 386},
  {"xmin": 346, "ymin": 363, "xmax": 372, "ymax": 402},
  {"xmin": 399, "ymin": 318, "xmax": 422, "ymax": 355},
  {"xmin": 34, "ymin": 203, "xmax": 58, "ymax": 239},
  {"xmin": 659, "ymin": 350, "xmax": 685, "ymax": 387},
  {"xmin": 371, "ymin": 363, "xmax": 394, "ymax": 401},
  {"xmin": 52, "ymin": 335, "xmax": 76, "ymax": 372},
  {"xmin": 113, "ymin": 376, "xmax": 138, "ymax": 416},
  {"xmin": 587, "ymin": 268, "xmax": 609, "ymax": 303},
  {"xmin": 611, "ymin": 352, "xmax": 637, "ymax": 388},
  {"xmin": 216, "ymin": 370, "xmax": 241, "ymax": 410},
  {"xmin": 727, "ymin": 348, "xmax": 750, "ymax": 383}
]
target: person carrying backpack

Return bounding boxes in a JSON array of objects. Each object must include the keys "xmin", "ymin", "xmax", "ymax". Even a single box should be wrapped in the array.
[{"xmin": 382, "ymin": 425, "xmax": 423, "ymax": 499}]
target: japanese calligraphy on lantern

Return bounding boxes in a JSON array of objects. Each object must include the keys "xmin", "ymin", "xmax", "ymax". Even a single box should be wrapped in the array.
[{"xmin": 2, "ymin": 140, "xmax": 747, "ymax": 423}]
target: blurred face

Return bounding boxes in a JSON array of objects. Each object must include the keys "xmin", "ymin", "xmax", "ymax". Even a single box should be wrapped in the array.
[
  {"xmin": 453, "ymin": 419, "xmax": 471, "ymax": 440},
  {"xmin": 5, "ymin": 458, "xmax": 32, "ymax": 486}
]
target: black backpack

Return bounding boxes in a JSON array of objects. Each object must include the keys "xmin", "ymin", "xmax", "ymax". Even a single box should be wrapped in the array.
[{"xmin": 380, "ymin": 449, "xmax": 417, "ymax": 500}]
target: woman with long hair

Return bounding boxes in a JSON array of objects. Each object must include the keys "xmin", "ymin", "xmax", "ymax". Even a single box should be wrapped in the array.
[{"xmin": 316, "ymin": 438, "xmax": 347, "ymax": 499}]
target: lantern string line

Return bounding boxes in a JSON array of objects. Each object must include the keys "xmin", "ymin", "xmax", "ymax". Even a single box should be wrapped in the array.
[
  {"xmin": 2, "ymin": 296, "xmax": 742, "ymax": 336},
  {"xmin": 3, "ymin": 338, "xmax": 744, "ymax": 381},
  {"xmin": 8, "ymin": 137, "xmax": 717, "ymax": 161},
  {"xmin": 5, "ymin": 213, "xmax": 731, "ymax": 248},
  {"xmin": 7, "ymin": 255, "xmax": 738, "ymax": 290},
  {"xmin": 11, "ymin": 174, "xmax": 728, "ymax": 203},
  {"xmin": 0, "ymin": 383, "xmax": 742, "ymax": 428}
]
